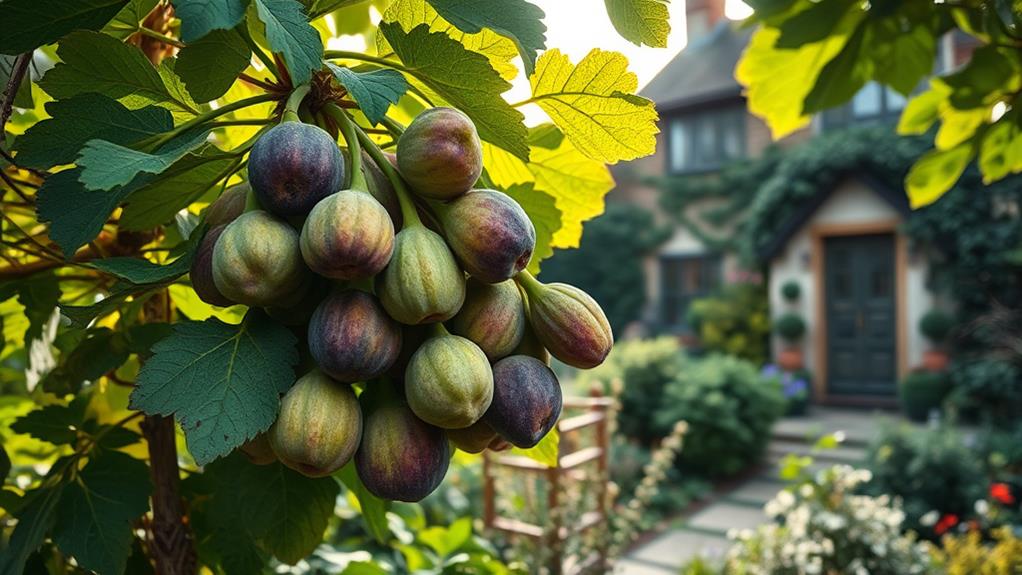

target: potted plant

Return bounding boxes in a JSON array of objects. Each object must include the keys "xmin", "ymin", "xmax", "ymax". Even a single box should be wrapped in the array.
[
  {"xmin": 899, "ymin": 369, "xmax": 950, "ymax": 422},
  {"xmin": 781, "ymin": 280, "xmax": 801, "ymax": 303},
  {"xmin": 774, "ymin": 312, "xmax": 806, "ymax": 371},
  {"xmin": 762, "ymin": 364, "xmax": 811, "ymax": 416},
  {"xmin": 919, "ymin": 309, "xmax": 954, "ymax": 372}
]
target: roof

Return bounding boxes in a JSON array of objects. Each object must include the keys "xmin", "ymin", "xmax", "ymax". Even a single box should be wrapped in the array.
[
  {"xmin": 640, "ymin": 21, "xmax": 752, "ymax": 112},
  {"xmin": 758, "ymin": 173, "xmax": 912, "ymax": 261}
]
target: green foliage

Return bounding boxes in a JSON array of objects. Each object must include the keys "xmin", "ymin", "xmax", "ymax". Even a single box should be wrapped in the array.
[
  {"xmin": 773, "ymin": 313, "xmax": 805, "ymax": 343},
  {"xmin": 78, "ymin": 127, "xmax": 212, "ymax": 190},
  {"xmin": 172, "ymin": 0, "xmax": 248, "ymax": 42},
  {"xmin": 540, "ymin": 203, "xmax": 669, "ymax": 333},
  {"xmin": 254, "ymin": 0, "xmax": 324, "ymax": 85},
  {"xmin": 864, "ymin": 424, "xmax": 986, "ymax": 537},
  {"xmin": 0, "ymin": 0, "xmax": 130, "ymax": 54},
  {"xmin": 899, "ymin": 370, "xmax": 950, "ymax": 422},
  {"xmin": 948, "ymin": 358, "xmax": 1022, "ymax": 427},
  {"xmin": 935, "ymin": 527, "xmax": 1022, "ymax": 575},
  {"xmin": 686, "ymin": 283, "xmax": 771, "ymax": 365},
  {"xmin": 919, "ymin": 309, "xmax": 955, "ymax": 344},
  {"xmin": 176, "ymin": 29, "xmax": 252, "ymax": 102},
  {"xmin": 655, "ymin": 354, "xmax": 785, "ymax": 476},
  {"xmin": 737, "ymin": 0, "xmax": 1022, "ymax": 206},
  {"xmin": 326, "ymin": 65, "xmax": 408, "ymax": 125},
  {"xmin": 603, "ymin": 0, "xmax": 671, "ymax": 48},
  {"xmin": 576, "ymin": 337, "xmax": 684, "ymax": 444},
  {"xmin": 780, "ymin": 280, "xmax": 800, "ymax": 302},
  {"xmin": 425, "ymin": 0, "xmax": 547, "ymax": 75},
  {"xmin": 130, "ymin": 312, "xmax": 299, "ymax": 465}
]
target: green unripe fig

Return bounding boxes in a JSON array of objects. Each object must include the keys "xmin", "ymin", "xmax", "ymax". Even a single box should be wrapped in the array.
[
  {"xmin": 396, "ymin": 107, "xmax": 482, "ymax": 200},
  {"xmin": 212, "ymin": 211, "xmax": 309, "ymax": 307},
  {"xmin": 238, "ymin": 432, "xmax": 277, "ymax": 465},
  {"xmin": 446, "ymin": 419, "xmax": 499, "ymax": 454},
  {"xmin": 378, "ymin": 225, "xmax": 466, "ymax": 324},
  {"xmin": 308, "ymin": 289, "xmax": 402, "ymax": 383},
  {"xmin": 484, "ymin": 355, "xmax": 562, "ymax": 448},
  {"xmin": 355, "ymin": 388, "xmax": 450, "ymax": 502},
  {"xmin": 190, "ymin": 225, "xmax": 234, "ymax": 308},
  {"xmin": 438, "ymin": 190, "xmax": 536, "ymax": 283},
  {"xmin": 449, "ymin": 279, "xmax": 525, "ymax": 361},
  {"xmin": 269, "ymin": 370, "xmax": 362, "ymax": 478},
  {"xmin": 300, "ymin": 190, "xmax": 395, "ymax": 279},
  {"xmin": 405, "ymin": 334, "xmax": 493, "ymax": 429},
  {"xmin": 517, "ymin": 273, "xmax": 613, "ymax": 369},
  {"xmin": 204, "ymin": 182, "xmax": 248, "ymax": 228}
]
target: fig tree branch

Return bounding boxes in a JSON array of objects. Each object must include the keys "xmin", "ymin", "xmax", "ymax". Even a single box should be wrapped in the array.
[{"xmin": 0, "ymin": 52, "xmax": 30, "ymax": 137}]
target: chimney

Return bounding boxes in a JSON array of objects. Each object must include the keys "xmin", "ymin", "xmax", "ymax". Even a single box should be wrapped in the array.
[{"xmin": 686, "ymin": 0, "xmax": 726, "ymax": 43}]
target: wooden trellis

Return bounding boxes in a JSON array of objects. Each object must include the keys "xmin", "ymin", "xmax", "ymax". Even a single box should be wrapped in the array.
[{"xmin": 482, "ymin": 394, "xmax": 615, "ymax": 574}]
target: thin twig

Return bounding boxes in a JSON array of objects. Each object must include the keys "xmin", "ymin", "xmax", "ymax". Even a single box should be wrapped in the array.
[{"xmin": 0, "ymin": 52, "xmax": 31, "ymax": 135}]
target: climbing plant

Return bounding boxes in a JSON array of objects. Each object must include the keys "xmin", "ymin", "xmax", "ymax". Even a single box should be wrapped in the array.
[{"xmin": 0, "ymin": 1, "xmax": 666, "ymax": 573}]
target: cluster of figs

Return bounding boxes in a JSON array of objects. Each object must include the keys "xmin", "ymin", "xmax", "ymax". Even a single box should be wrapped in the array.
[{"xmin": 190, "ymin": 101, "xmax": 613, "ymax": 502}]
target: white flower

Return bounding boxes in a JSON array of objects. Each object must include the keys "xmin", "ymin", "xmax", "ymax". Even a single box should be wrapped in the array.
[
  {"xmin": 975, "ymin": 499, "xmax": 990, "ymax": 515},
  {"xmin": 919, "ymin": 510, "xmax": 940, "ymax": 527}
]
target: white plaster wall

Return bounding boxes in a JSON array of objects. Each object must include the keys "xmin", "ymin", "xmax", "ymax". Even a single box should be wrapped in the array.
[{"xmin": 768, "ymin": 179, "xmax": 934, "ymax": 378}]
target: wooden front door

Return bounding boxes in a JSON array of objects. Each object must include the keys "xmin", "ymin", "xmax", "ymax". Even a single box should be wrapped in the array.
[{"xmin": 824, "ymin": 234, "xmax": 897, "ymax": 397}]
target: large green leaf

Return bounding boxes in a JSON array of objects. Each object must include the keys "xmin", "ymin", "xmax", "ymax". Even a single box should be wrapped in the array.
[
  {"xmin": 0, "ymin": 0, "xmax": 129, "ymax": 54},
  {"xmin": 380, "ymin": 22, "xmax": 529, "ymax": 161},
  {"xmin": 529, "ymin": 48, "xmax": 658, "ymax": 164},
  {"xmin": 10, "ymin": 399, "xmax": 87, "ymax": 445},
  {"xmin": 77, "ymin": 128, "xmax": 212, "ymax": 191},
  {"xmin": 176, "ymin": 29, "xmax": 251, "ymax": 103},
  {"xmin": 173, "ymin": 0, "xmax": 250, "ymax": 42},
  {"xmin": 326, "ymin": 64, "xmax": 408, "ymax": 125},
  {"xmin": 0, "ymin": 485, "xmax": 65, "ymax": 575},
  {"xmin": 91, "ymin": 253, "xmax": 194, "ymax": 285},
  {"xmin": 51, "ymin": 451, "xmax": 152, "ymax": 575},
  {"xmin": 338, "ymin": 463, "xmax": 390, "ymax": 544},
  {"xmin": 130, "ymin": 312, "xmax": 299, "ymax": 465},
  {"xmin": 206, "ymin": 453, "xmax": 341, "ymax": 564},
  {"xmin": 425, "ymin": 0, "xmax": 547, "ymax": 74},
  {"xmin": 943, "ymin": 45, "xmax": 1020, "ymax": 109},
  {"xmin": 119, "ymin": 153, "xmax": 240, "ymax": 231},
  {"xmin": 510, "ymin": 427, "xmax": 559, "ymax": 467},
  {"xmin": 502, "ymin": 183, "xmax": 560, "ymax": 275},
  {"xmin": 254, "ymin": 0, "xmax": 323, "ymax": 85},
  {"xmin": 102, "ymin": 0, "xmax": 161, "ymax": 39},
  {"xmin": 39, "ymin": 31, "xmax": 198, "ymax": 115},
  {"xmin": 15, "ymin": 272, "xmax": 61, "ymax": 345},
  {"xmin": 603, "ymin": 0, "xmax": 670, "ymax": 48},
  {"xmin": 12, "ymin": 93, "xmax": 173, "ymax": 170},
  {"xmin": 905, "ymin": 144, "xmax": 973, "ymax": 208},
  {"xmin": 802, "ymin": 25, "xmax": 870, "ymax": 114},
  {"xmin": 979, "ymin": 114, "xmax": 1022, "ymax": 183}
]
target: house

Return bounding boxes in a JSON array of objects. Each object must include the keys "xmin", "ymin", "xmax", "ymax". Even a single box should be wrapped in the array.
[{"xmin": 611, "ymin": 0, "xmax": 971, "ymax": 405}]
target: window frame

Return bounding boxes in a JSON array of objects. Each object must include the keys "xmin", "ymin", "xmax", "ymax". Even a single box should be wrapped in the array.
[
  {"xmin": 658, "ymin": 252, "xmax": 723, "ymax": 330},
  {"xmin": 665, "ymin": 103, "xmax": 747, "ymax": 175}
]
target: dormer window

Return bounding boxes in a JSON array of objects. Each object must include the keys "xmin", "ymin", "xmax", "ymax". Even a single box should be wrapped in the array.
[{"xmin": 667, "ymin": 105, "xmax": 746, "ymax": 174}]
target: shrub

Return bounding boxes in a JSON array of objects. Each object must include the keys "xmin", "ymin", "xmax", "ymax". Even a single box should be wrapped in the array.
[
  {"xmin": 899, "ymin": 370, "xmax": 950, "ymax": 422},
  {"xmin": 655, "ymin": 354, "xmax": 785, "ymax": 476},
  {"xmin": 773, "ymin": 313, "xmax": 805, "ymax": 343},
  {"xmin": 864, "ymin": 424, "xmax": 986, "ymax": 537},
  {"xmin": 780, "ymin": 280, "xmax": 800, "ymax": 302},
  {"xmin": 948, "ymin": 358, "xmax": 1022, "ymax": 427},
  {"xmin": 934, "ymin": 527, "xmax": 1022, "ymax": 575},
  {"xmin": 576, "ymin": 337, "xmax": 685, "ymax": 444},
  {"xmin": 685, "ymin": 282, "xmax": 770, "ymax": 364},
  {"xmin": 920, "ymin": 309, "xmax": 955, "ymax": 344},
  {"xmin": 726, "ymin": 466, "xmax": 932, "ymax": 574}
]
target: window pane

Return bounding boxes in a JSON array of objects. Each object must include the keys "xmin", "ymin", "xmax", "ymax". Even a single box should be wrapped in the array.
[
  {"xmin": 885, "ymin": 87, "xmax": 906, "ymax": 112},
  {"xmin": 670, "ymin": 118, "xmax": 688, "ymax": 171},
  {"xmin": 695, "ymin": 117, "xmax": 717, "ymax": 166},
  {"xmin": 722, "ymin": 111, "xmax": 743, "ymax": 159},
  {"xmin": 852, "ymin": 82, "xmax": 882, "ymax": 117}
]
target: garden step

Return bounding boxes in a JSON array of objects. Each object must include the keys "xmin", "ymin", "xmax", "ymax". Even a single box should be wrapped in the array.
[
  {"xmin": 771, "ymin": 407, "xmax": 909, "ymax": 447},
  {"xmin": 624, "ymin": 528, "xmax": 732, "ymax": 570},
  {"xmin": 721, "ymin": 479, "xmax": 783, "ymax": 507},
  {"xmin": 686, "ymin": 501, "xmax": 768, "ymax": 534},
  {"xmin": 766, "ymin": 438, "xmax": 867, "ymax": 465}
]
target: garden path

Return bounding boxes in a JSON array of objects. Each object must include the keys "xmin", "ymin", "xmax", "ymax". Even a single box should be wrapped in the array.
[{"xmin": 616, "ymin": 407, "xmax": 916, "ymax": 573}]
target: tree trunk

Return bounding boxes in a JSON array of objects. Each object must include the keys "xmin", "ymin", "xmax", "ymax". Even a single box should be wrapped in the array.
[{"xmin": 142, "ymin": 415, "xmax": 198, "ymax": 575}]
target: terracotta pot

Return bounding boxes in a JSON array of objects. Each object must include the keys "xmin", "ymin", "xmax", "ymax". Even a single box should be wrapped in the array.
[
  {"xmin": 777, "ymin": 348, "xmax": 804, "ymax": 371},
  {"xmin": 922, "ymin": 350, "xmax": 950, "ymax": 372}
]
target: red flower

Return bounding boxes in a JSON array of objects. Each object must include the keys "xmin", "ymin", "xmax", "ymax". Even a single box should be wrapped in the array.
[
  {"xmin": 991, "ymin": 483, "xmax": 1015, "ymax": 505},
  {"xmin": 935, "ymin": 514, "xmax": 959, "ymax": 535}
]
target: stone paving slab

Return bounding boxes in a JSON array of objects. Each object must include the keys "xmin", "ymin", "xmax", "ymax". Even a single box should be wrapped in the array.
[
  {"xmin": 767, "ymin": 438, "xmax": 868, "ymax": 464},
  {"xmin": 687, "ymin": 502, "xmax": 767, "ymax": 534},
  {"xmin": 772, "ymin": 408, "xmax": 910, "ymax": 445},
  {"xmin": 629, "ymin": 529, "xmax": 731, "ymax": 569},
  {"xmin": 723, "ymin": 479, "xmax": 783, "ymax": 506},
  {"xmin": 615, "ymin": 558, "xmax": 675, "ymax": 574}
]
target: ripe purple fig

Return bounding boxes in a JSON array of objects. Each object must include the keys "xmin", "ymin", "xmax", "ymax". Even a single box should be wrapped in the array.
[
  {"xmin": 248, "ymin": 122, "xmax": 344, "ymax": 217},
  {"xmin": 308, "ymin": 289, "xmax": 402, "ymax": 383},
  {"xmin": 204, "ymin": 182, "xmax": 248, "ymax": 228},
  {"xmin": 378, "ymin": 225, "xmax": 466, "ymax": 325},
  {"xmin": 355, "ymin": 387, "xmax": 450, "ymax": 502},
  {"xmin": 449, "ymin": 279, "xmax": 525, "ymax": 361},
  {"xmin": 396, "ymin": 107, "xmax": 482, "ymax": 200},
  {"xmin": 437, "ymin": 189, "xmax": 535, "ymax": 283},
  {"xmin": 516, "ymin": 272, "xmax": 613, "ymax": 369},
  {"xmin": 300, "ymin": 190, "xmax": 394, "ymax": 279},
  {"xmin": 484, "ymin": 355, "xmax": 562, "ymax": 448},
  {"xmin": 405, "ymin": 333, "xmax": 493, "ymax": 429},
  {"xmin": 269, "ymin": 370, "xmax": 362, "ymax": 478},
  {"xmin": 212, "ymin": 211, "xmax": 308, "ymax": 307},
  {"xmin": 446, "ymin": 419, "xmax": 499, "ymax": 454},
  {"xmin": 190, "ymin": 225, "xmax": 234, "ymax": 307}
]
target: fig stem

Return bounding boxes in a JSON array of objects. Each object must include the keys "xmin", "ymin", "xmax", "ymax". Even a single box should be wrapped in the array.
[
  {"xmin": 351, "ymin": 121, "xmax": 423, "ymax": 228},
  {"xmin": 514, "ymin": 269, "xmax": 544, "ymax": 300},
  {"xmin": 283, "ymin": 84, "xmax": 312, "ymax": 123},
  {"xmin": 322, "ymin": 104, "xmax": 369, "ymax": 193},
  {"xmin": 431, "ymin": 322, "xmax": 450, "ymax": 338},
  {"xmin": 243, "ymin": 186, "xmax": 262, "ymax": 213},
  {"xmin": 139, "ymin": 92, "xmax": 278, "ymax": 150}
]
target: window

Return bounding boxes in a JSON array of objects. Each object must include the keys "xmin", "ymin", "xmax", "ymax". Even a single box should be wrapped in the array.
[
  {"xmin": 667, "ymin": 106, "xmax": 746, "ymax": 173},
  {"xmin": 823, "ymin": 81, "xmax": 909, "ymax": 129},
  {"xmin": 660, "ymin": 254, "xmax": 722, "ymax": 328}
]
